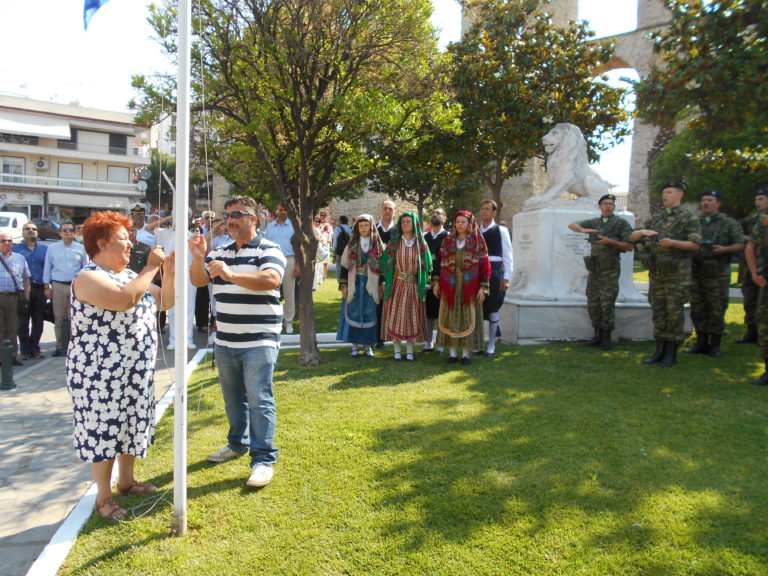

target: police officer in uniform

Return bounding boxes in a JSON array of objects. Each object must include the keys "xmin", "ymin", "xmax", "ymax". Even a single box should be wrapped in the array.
[
  {"xmin": 685, "ymin": 190, "xmax": 743, "ymax": 357},
  {"xmin": 478, "ymin": 200, "xmax": 513, "ymax": 357},
  {"xmin": 630, "ymin": 181, "xmax": 702, "ymax": 367},
  {"xmin": 568, "ymin": 194, "xmax": 633, "ymax": 350},
  {"xmin": 735, "ymin": 189, "xmax": 768, "ymax": 343}
]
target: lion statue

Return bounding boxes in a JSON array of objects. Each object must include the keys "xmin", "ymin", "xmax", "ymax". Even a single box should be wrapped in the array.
[{"xmin": 523, "ymin": 123, "xmax": 609, "ymax": 211}]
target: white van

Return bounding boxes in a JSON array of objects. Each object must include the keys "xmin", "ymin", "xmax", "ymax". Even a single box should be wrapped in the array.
[{"xmin": 0, "ymin": 212, "xmax": 30, "ymax": 242}]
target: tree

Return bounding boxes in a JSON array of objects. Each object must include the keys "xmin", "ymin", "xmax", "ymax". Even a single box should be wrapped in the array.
[
  {"xmin": 133, "ymin": 0, "xmax": 454, "ymax": 366},
  {"xmin": 447, "ymin": 0, "xmax": 631, "ymax": 211},
  {"xmin": 635, "ymin": 0, "xmax": 767, "ymax": 175},
  {"xmin": 649, "ymin": 122, "xmax": 767, "ymax": 219}
]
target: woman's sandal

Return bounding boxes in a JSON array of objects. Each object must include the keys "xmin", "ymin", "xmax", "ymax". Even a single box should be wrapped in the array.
[
  {"xmin": 117, "ymin": 481, "xmax": 158, "ymax": 495},
  {"xmin": 94, "ymin": 497, "xmax": 127, "ymax": 520}
]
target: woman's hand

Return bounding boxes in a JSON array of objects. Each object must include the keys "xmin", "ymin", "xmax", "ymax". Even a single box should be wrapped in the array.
[
  {"xmin": 432, "ymin": 283, "xmax": 440, "ymax": 297},
  {"xmin": 477, "ymin": 290, "xmax": 486, "ymax": 304},
  {"xmin": 162, "ymin": 251, "xmax": 176, "ymax": 277},
  {"xmin": 146, "ymin": 247, "xmax": 166, "ymax": 269}
]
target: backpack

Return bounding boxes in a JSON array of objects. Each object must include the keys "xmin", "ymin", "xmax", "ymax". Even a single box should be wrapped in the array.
[{"xmin": 335, "ymin": 227, "xmax": 350, "ymax": 257}]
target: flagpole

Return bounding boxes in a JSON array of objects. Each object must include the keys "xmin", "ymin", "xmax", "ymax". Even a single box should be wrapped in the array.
[{"xmin": 172, "ymin": 0, "xmax": 192, "ymax": 537}]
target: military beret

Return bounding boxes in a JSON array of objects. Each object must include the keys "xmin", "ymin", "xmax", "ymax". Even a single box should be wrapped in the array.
[
  {"xmin": 598, "ymin": 194, "xmax": 616, "ymax": 205},
  {"xmin": 700, "ymin": 189, "xmax": 721, "ymax": 200},
  {"xmin": 754, "ymin": 189, "xmax": 768, "ymax": 198}
]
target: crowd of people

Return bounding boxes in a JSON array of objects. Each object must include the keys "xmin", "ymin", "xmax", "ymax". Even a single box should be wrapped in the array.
[{"xmin": 3, "ymin": 182, "xmax": 768, "ymax": 522}]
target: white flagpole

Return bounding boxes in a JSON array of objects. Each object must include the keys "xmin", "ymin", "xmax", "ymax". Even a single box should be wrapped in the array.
[{"xmin": 172, "ymin": 0, "xmax": 192, "ymax": 537}]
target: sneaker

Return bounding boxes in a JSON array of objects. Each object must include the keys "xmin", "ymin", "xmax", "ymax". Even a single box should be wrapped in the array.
[
  {"xmin": 284, "ymin": 323, "xmax": 294, "ymax": 334},
  {"xmin": 206, "ymin": 446, "xmax": 245, "ymax": 463},
  {"xmin": 364, "ymin": 347, "xmax": 374, "ymax": 358},
  {"xmin": 167, "ymin": 342, "xmax": 175, "ymax": 351},
  {"xmin": 246, "ymin": 464, "xmax": 274, "ymax": 488},
  {"xmin": 187, "ymin": 341, "xmax": 197, "ymax": 350}
]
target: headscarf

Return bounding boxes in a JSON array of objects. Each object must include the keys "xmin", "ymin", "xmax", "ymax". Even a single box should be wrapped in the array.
[
  {"xmin": 340, "ymin": 214, "xmax": 384, "ymax": 304},
  {"xmin": 439, "ymin": 210, "xmax": 491, "ymax": 308},
  {"xmin": 380, "ymin": 211, "xmax": 432, "ymax": 301}
]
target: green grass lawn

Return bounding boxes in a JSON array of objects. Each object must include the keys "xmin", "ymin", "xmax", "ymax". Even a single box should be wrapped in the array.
[{"xmin": 60, "ymin": 294, "xmax": 767, "ymax": 575}]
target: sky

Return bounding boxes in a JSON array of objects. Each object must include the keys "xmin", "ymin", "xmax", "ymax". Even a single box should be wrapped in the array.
[{"xmin": 0, "ymin": 0, "xmax": 638, "ymax": 190}]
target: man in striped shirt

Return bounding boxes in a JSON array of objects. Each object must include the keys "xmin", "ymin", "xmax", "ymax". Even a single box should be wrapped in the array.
[{"xmin": 190, "ymin": 196, "xmax": 286, "ymax": 488}]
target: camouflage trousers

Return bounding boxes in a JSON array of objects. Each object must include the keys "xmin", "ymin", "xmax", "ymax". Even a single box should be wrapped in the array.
[
  {"xmin": 741, "ymin": 268, "xmax": 759, "ymax": 324},
  {"xmin": 586, "ymin": 266, "xmax": 620, "ymax": 331},
  {"xmin": 757, "ymin": 294, "xmax": 768, "ymax": 359},
  {"xmin": 689, "ymin": 262, "xmax": 731, "ymax": 335},
  {"xmin": 648, "ymin": 261, "xmax": 691, "ymax": 342}
]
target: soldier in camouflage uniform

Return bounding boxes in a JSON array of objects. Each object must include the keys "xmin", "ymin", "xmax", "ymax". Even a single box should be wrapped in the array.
[
  {"xmin": 736, "ymin": 189, "xmax": 768, "ymax": 343},
  {"xmin": 630, "ymin": 181, "xmax": 702, "ymax": 367},
  {"xmin": 684, "ymin": 190, "xmax": 744, "ymax": 357},
  {"xmin": 568, "ymin": 194, "xmax": 634, "ymax": 350},
  {"xmin": 745, "ymin": 206, "xmax": 768, "ymax": 385}
]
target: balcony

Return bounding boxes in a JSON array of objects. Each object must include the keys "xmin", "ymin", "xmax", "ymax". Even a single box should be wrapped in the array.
[
  {"xmin": 0, "ymin": 172, "xmax": 139, "ymax": 197},
  {"xmin": 0, "ymin": 134, "xmax": 150, "ymax": 165}
]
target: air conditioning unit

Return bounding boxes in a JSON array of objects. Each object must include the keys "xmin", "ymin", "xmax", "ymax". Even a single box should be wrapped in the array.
[{"xmin": 35, "ymin": 158, "xmax": 49, "ymax": 171}]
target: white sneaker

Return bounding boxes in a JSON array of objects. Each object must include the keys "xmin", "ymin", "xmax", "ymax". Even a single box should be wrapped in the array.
[
  {"xmin": 206, "ymin": 445, "xmax": 246, "ymax": 463},
  {"xmin": 284, "ymin": 322, "xmax": 294, "ymax": 334},
  {"xmin": 188, "ymin": 341, "xmax": 197, "ymax": 350},
  {"xmin": 246, "ymin": 464, "xmax": 274, "ymax": 487},
  {"xmin": 167, "ymin": 342, "xmax": 175, "ymax": 350}
]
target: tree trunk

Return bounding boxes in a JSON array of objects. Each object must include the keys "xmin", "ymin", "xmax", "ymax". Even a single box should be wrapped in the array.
[{"xmin": 293, "ymin": 218, "xmax": 322, "ymax": 367}]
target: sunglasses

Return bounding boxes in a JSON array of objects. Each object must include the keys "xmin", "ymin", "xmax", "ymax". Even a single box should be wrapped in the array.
[
  {"xmin": 61, "ymin": 228, "xmax": 75, "ymax": 232},
  {"xmin": 0, "ymin": 239, "xmax": 13, "ymax": 243},
  {"xmin": 221, "ymin": 210, "xmax": 254, "ymax": 220},
  {"xmin": 24, "ymin": 227, "xmax": 38, "ymax": 231}
]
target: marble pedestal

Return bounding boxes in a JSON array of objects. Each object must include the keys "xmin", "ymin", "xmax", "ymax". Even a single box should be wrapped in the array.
[{"xmin": 501, "ymin": 203, "xmax": 688, "ymax": 343}]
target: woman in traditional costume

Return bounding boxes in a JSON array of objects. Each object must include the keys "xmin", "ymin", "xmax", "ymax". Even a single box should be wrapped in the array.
[
  {"xmin": 433, "ymin": 210, "xmax": 491, "ymax": 365},
  {"xmin": 380, "ymin": 212, "xmax": 432, "ymax": 361},
  {"xmin": 336, "ymin": 215, "xmax": 384, "ymax": 357}
]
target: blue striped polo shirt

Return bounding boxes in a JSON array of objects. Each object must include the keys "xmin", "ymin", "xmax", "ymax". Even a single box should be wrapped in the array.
[{"xmin": 207, "ymin": 236, "xmax": 286, "ymax": 349}]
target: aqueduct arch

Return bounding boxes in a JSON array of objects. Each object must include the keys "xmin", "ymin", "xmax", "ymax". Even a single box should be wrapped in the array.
[{"xmin": 477, "ymin": 0, "xmax": 671, "ymax": 224}]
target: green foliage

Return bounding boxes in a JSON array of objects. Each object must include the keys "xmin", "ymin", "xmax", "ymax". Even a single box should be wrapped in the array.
[
  {"xmin": 448, "ymin": 0, "xmax": 631, "ymax": 208},
  {"xmin": 135, "ymin": 0, "xmax": 455, "ymax": 364},
  {"xmin": 636, "ymin": 1, "xmax": 768, "ymax": 178},
  {"xmin": 649, "ymin": 124, "xmax": 767, "ymax": 218}
]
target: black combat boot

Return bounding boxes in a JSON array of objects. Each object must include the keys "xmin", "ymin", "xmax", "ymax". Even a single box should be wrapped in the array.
[
  {"xmin": 708, "ymin": 334, "xmax": 722, "ymax": 357},
  {"xmin": 600, "ymin": 330, "xmax": 613, "ymax": 351},
  {"xmin": 736, "ymin": 324, "xmax": 757, "ymax": 344},
  {"xmin": 584, "ymin": 328, "xmax": 601, "ymax": 347},
  {"xmin": 684, "ymin": 333, "xmax": 710, "ymax": 354},
  {"xmin": 751, "ymin": 360, "xmax": 768, "ymax": 386},
  {"xmin": 644, "ymin": 340, "xmax": 666, "ymax": 364},
  {"xmin": 658, "ymin": 341, "xmax": 680, "ymax": 367}
]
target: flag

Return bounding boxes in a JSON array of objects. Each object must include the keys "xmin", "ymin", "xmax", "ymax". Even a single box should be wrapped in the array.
[{"xmin": 84, "ymin": 0, "xmax": 110, "ymax": 30}]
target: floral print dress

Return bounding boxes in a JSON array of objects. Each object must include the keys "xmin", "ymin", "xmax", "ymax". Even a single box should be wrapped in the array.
[{"xmin": 66, "ymin": 263, "xmax": 158, "ymax": 463}]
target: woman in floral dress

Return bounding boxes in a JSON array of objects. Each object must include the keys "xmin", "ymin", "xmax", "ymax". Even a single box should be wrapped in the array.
[
  {"xmin": 380, "ymin": 212, "xmax": 432, "ymax": 361},
  {"xmin": 433, "ymin": 210, "xmax": 491, "ymax": 365},
  {"xmin": 67, "ymin": 211, "xmax": 175, "ymax": 520}
]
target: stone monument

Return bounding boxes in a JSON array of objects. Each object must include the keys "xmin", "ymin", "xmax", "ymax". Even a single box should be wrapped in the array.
[{"xmin": 501, "ymin": 123, "xmax": 655, "ymax": 344}]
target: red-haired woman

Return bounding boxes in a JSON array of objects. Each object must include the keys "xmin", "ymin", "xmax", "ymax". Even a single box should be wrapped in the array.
[
  {"xmin": 433, "ymin": 210, "xmax": 491, "ymax": 365},
  {"xmin": 67, "ymin": 211, "xmax": 175, "ymax": 520}
]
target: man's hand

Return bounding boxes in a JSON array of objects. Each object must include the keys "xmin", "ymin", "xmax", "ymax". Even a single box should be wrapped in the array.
[
  {"xmin": 207, "ymin": 260, "xmax": 234, "ymax": 282},
  {"xmin": 188, "ymin": 233, "xmax": 208, "ymax": 259}
]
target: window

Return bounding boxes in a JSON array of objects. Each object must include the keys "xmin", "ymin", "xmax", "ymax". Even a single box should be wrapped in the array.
[
  {"xmin": 58, "ymin": 162, "xmax": 83, "ymax": 188},
  {"xmin": 107, "ymin": 165, "xmax": 130, "ymax": 183},
  {"xmin": 109, "ymin": 133, "xmax": 127, "ymax": 155},
  {"xmin": 1, "ymin": 156, "xmax": 24, "ymax": 184},
  {"xmin": 58, "ymin": 129, "xmax": 78, "ymax": 150}
]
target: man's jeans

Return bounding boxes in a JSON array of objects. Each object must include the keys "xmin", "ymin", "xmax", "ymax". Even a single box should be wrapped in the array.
[{"xmin": 214, "ymin": 343, "xmax": 278, "ymax": 467}]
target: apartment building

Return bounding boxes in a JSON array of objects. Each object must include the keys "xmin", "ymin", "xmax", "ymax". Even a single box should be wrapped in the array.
[{"xmin": 0, "ymin": 95, "xmax": 149, "ymax": 222}]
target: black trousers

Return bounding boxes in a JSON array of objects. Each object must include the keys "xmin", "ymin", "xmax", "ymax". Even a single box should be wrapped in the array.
[{"xmin": 18, "ymin": 284, "xmax": 45, "ymax": 354}]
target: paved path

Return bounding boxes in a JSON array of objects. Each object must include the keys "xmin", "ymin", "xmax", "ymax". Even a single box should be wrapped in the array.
[{"xmin": 0, "ymin": 323, "xmax": 203, "ymax": 576}]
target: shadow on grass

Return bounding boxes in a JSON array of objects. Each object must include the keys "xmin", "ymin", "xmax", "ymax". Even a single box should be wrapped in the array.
[{"xmin": 365, "ymin": 331, "xmax": 767, "ymax": 572}]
